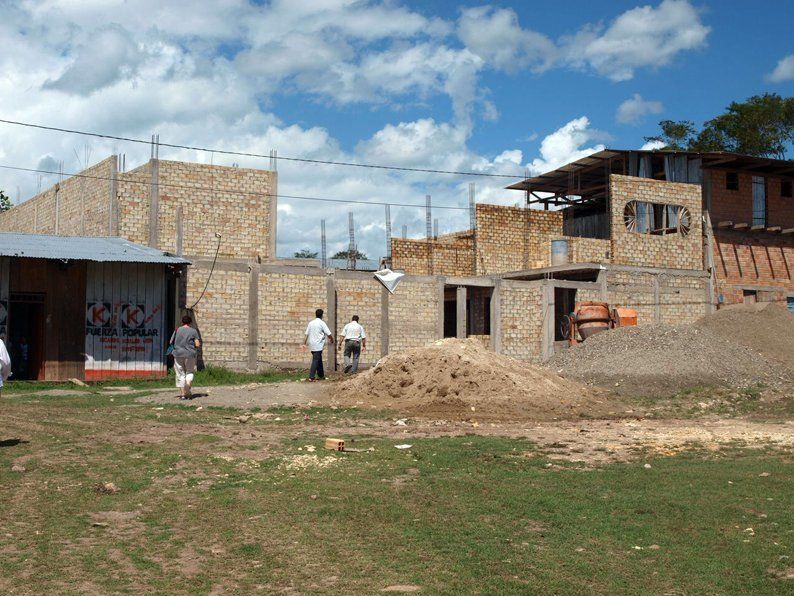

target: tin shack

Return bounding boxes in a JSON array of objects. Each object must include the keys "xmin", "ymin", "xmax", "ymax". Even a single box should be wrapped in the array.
[{"xmin": 0, "ymin": 233, "xmax": 189, "ymax": 381}]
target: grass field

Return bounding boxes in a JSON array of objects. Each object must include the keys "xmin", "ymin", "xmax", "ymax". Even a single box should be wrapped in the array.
[
  {"xmin": 0, "ymin": 391, "xmax": 791, "ymax": 594},
  {"xmin": 1, "ymin": 366, "xmax": 303, "ymax": 394}
]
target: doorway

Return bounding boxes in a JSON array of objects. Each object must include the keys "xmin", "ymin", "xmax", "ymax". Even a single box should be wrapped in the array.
[
  {"xmin": 8, "ymin": 294, "xmax": 46, "ymax": 380},
  {"xmin": 554, "ymin": 287, "xmax": 577, "ymax": 341}
]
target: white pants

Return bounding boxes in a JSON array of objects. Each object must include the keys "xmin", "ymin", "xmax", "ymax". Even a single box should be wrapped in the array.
[{"xmin": 174, "ymin": 356, "xmax": 196, "ymax": 389}]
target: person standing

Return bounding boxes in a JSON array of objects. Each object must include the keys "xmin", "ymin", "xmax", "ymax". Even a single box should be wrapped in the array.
[
  {"xmin": 338, "ymin": 315, "xmax": 366, "ymax": 374},
  {"xmin": 169, "ymin": 315, "xmax": 201, "ymax": 399},
  {"xmin": 303, "ymin": 309, "xmax": 333, "ymax": 381},
  {"xmin": 0, "ymin": 336, "xmax": 11, "ymax": 396}
]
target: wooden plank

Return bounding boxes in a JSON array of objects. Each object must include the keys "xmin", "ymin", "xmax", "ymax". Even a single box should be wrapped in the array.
[
  {"xmin": 716, "ymin": 220, "xmax": 733, "ymax": 228},
  {"xmin": 750, "ymin": 225, "xmax": 765, "ymax": 231},
  {"xmin": 782, "ymin": 228, "xmax": 794, "ymax": 235},
  {"xmin": 733, "ymin": 223, "xmax": 750, "ymax": 230},
  {"xmin": 766, "ymin": 226, "xmax": 782, "ymax": 233}
]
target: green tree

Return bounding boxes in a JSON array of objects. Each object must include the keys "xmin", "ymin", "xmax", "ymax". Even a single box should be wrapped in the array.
[
  {"xmin": 645, "ymin": 94, "xmax": 794, "ymax": 159},
  {"xmin": 0, "ymin": 190, "xmax": 12, "ymax": 212},
  {"xmin": 332, "ymin": 249, "xmax": 368, "ymax": 260},
  {"xmin": 693, "ymin": 93, "xmax": 794, "ymax": 158},
  {"xmin": 644, "ymin": 120, "xmax": 697, "ymax": 151},
  {"xmin": 293, "ymin": 248, "xmax": 318, "ymax": 259}
]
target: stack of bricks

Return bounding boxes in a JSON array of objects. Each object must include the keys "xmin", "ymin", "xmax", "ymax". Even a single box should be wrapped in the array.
[{"xmin": 609, "ymin": 174, "xmax": 703, "ymax": 271}]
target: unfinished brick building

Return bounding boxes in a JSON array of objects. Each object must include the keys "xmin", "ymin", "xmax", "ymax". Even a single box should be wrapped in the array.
[{"xmin": 1, "ymin": 149, "xmax": 791, "ymax": 374}]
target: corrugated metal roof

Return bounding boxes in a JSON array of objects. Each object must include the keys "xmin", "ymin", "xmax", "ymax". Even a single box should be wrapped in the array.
[
  {"xmin": 0, "ymin": 233, "xmax": 190, "ymax": 264},
  {"xmin": 327, "ymin": 258, "xmax": 380, "ymax": 271}
]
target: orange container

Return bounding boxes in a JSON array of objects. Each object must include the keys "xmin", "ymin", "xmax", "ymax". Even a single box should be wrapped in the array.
[{"xmin": 613, "ymin": 307, "xmax": 638, "ymax": 327}]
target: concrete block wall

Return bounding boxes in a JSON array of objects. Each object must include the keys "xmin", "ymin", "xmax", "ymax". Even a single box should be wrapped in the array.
[
  {"xmin": 610, "ymin": 174, "xmax": 703, "ymax": 270},
  {"xmin": 0, "ymin": 156, "xmax": 116, "ymax": 236},
  {"xmin": 498, "ymin": 280, "xmax": 544, "ymax": 362},
  {"xmin": 389, "ymin": 277, "xmax": 441, "ymax": 353},
  {"xmin": 117, "ymin": 162, "xmax": 153, "ymax": 245},
  {"xmin": 475, "ymin": 204, "xmax": 563, "ymax": 274},
  {"xmin": 258, "ymin": 271, "xmax": 328, "ymax": 367},
  {"xmin": 568, "ymin": 236, "xmax": 611, "ymax": 263},
  {"xmin": 336, "ymin": 276, "xmax": 383, "ymax": 367},
  {"xmin": 391, "ymin": 236, "xmax": 474, "ymax": 276},
  {"xmin": 187, "ymin": 265, "xmax": 251, "ymax": 369}
]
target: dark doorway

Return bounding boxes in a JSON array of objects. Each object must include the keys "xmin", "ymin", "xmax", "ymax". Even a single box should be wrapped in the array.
[
  {"xmin": 8, "ymin": 295, "xmax": 46, "ymax": 380},
  {"xmin": 554, "ymin": 287, "xmax": 577, "ymax": 341},
  {"xmin": 443, "ymin": 299, "xmax": 457, "ymax": 338}
]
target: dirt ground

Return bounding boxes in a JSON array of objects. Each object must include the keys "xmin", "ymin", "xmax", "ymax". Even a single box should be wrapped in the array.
[{"xmin": 131, "ymin": 379, "xmax": 794, "ymax": 465}]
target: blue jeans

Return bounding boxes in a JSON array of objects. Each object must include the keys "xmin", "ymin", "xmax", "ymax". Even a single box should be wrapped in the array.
[{"xmin": 309, "ymin": 350, "xmax": 325, "ymax": 380}]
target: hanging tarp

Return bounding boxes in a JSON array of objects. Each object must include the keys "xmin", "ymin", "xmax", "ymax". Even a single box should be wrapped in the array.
[{"xmin": 373, "ymin": 268, "xmax": 405, "ymax": 294}]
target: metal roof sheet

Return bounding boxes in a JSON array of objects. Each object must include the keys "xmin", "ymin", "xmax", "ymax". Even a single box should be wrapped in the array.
[{"xmin": 0, "ymin": 233, "xmax": 190, "ymax": 264}]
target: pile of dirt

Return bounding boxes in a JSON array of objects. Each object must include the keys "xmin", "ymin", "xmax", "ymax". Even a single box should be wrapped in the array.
[
  {"xmin": 335, "ymin": 338, "xmax": 611, "ymax": 421},
  {"xmin": 695, "ymin": 302, "xmax": 794, "ymax": 369},
  {"xmin": 547, "ymin": 304, "xmax": 794, "ymax": 397}
]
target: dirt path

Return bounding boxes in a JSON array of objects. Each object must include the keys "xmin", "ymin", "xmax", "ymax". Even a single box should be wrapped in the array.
[{"xmin": 137, "ymin": 380, "xmax": 329, "ymax": 409}]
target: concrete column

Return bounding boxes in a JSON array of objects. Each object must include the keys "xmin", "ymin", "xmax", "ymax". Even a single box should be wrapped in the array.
[
  {"xmin": 456, "ymin": 285, "xmax": 467, "ymax": 339},
  {"xmin": 541, "ymin": 281, "xmax": 555, "ymax": 361},
  {"xmin": 247, "ymin": 263, "xmax": 259, "ymax": 371},
  {"xmin": 148, "ymin": 159, "xmax": 159, "ymax": 248},
  {"xmin": 653, "ymin": 274, "xmax": 661, "ymax": 324},
  {"xmin": 326, "ymin": 273, "xmax": 336, "ymax": 372},
  {"xmin": 436, "ymin": 280, "xmax": 445, "ymax": 339},
  {"xmin": 54, "ymin": 185, "xmax": 60, "ymax": 235},
  {"xmin": 175, "ymin": 206, "xmax": 184, "ymax": 257},
  {"xmin": 491, "ymin": 279, "xmax": 502, "ymax": 353},
  {"xmin": 109, "ymin": 156, "xmax": 118, "ymax": 235},
  {"xmin": 597, "ymin": 267, "xmax": 608, "ymax": 301},
  {"xmin": 269, "ymin": 171, "xmax": 278, "ymax": 260},
  {"xmin": 381, "ymin": 285, "xmax": 389, "ymax": 357}
]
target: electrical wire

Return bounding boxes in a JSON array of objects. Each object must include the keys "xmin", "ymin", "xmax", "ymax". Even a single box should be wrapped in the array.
[
  {"xmin": 188, "ymin": 233, "xmax": 221, "ymax": 310},
  {"xmin": 0, "ymin": 163, "xmax": 472, "ymax": 211},
  {"xmin": 0, "ymin": 118, "xmax": 525, "ymax": 179}
]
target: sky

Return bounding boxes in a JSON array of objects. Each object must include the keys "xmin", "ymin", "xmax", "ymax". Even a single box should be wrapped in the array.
[{"xmin": 0, "ymin": 0, "xmax": 792, "ymax": 260}]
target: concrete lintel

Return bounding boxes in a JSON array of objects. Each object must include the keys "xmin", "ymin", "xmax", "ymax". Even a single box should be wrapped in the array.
[
  {"xmin": 259, "ymin": 262, "xmax": 328, "ymax": 276},
  {"xmin": 605, "ymin": 263, "xmax": 710, "ymax": 278},
  {"xmin": 500, "ymin": 262, "xmax": 604, "ymax": 280},
  {"xmin": 186, "ymin": 258, "xmax": 251, "ymax": 273},
  {"xmin": 547, "ymin": 279, "xmax": 601, "ymax": 291},
  {"xmin": 456, "ymin": 285, "xmax": 467, "ymax": 339},
  {"xmin": 333, "ymin": 269, "xmax": 380, "ymax": 281},
  {"xmin": 501, "ymin": 279, "xmax": 546, "ymax": 289},
  {"xmin": 444, "ymin": 276, "xmax": 496, "ymax": 287}
]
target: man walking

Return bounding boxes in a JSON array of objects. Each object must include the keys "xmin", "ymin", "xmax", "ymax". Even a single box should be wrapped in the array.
[
  {"xmin": 338, "ymin": 315, "xmax": 366, "ymax": 374},
  {"xmin": 303, "ymin": 309, "xmax": 333, "ymax": 381}
]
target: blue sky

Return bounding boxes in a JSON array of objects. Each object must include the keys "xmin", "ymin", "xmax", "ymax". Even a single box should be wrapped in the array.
[{"xmin": 0, "ymin": 0, "xmax": 792, "ymax": 259}]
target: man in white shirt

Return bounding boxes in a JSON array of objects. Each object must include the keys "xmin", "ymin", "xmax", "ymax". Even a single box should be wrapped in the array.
[
  {"xmin": 338, "ymin": 315, "xmax": 366, "ymax": 374},
  {"xmin": 0, "ymin": 336, "xmax": 11, "ymax": 396},
  {"xmin": 303, "ymin": 309, "xmax": 334, "ymax": 381}
]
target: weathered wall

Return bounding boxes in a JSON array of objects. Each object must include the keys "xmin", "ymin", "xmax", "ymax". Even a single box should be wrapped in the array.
[
  {"xmin": 610, "ymin": 174, "xmax": 703, "ymax": 270},
  {"xmin": 116, "ymin": 162, "xmax": 152, "ymax": 245},
  {"xmin": 0, "ymin": 157, "xmax": 116, "ymax": 236}
]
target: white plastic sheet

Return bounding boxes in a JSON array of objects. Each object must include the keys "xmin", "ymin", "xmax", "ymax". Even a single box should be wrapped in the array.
[{"xmin": 373, "ymin": 268, "xmax": 405, "ymax": 294}]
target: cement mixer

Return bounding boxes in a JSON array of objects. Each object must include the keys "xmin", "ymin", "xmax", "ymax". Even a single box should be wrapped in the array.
[{"xmin": 564, "ymin": 301, "xmax": 637, "ymax": 345}]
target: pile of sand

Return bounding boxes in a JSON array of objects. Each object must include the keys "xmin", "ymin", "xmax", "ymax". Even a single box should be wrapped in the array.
[
  {"xmin": 336, "ymin": 338, "xmax": 609, "ymax": 421},
  {"xmin": 547, "ymin": 303, "xmax": 794, "ymax": 397}
]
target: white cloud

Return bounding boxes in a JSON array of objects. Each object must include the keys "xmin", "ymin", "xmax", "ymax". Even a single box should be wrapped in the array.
[
  {"xmin": 561, "ymin": 0, "xmax": 710, "ymax": 81},
  {"xmin": 766, "ymin": 54, "xmax": 794, "ymax": 83},
  {"xmin": 616, "ymin": 93, "xmax": 664, "ymax": 125},
  {"xmin": 457, "ymin": 6, "xmax": 556, "ymax": 73},
  {"xmin": 529, "ymin": 117, "xmax": 605, "ymax": 174},
  {"xmin": 641, "ymin": 140, "xmax": 666, "ymax": 151}
]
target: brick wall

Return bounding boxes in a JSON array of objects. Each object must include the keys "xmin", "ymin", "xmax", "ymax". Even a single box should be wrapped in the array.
[
  {"xmin": 388, "ymin": 278, "xmax": 440, "ymax": 353},
  {"xmin": 708, "ymin": 169, "xmax": 794, "ymax": 227},
  {"xmin": 568, "ymin": 236, "xmax": 611, "ymax": 263},
  {"xmin": 391, "ymin": 236, "xmax": 474, "ymax": 276},
  {"xmin": 336, "ymin": 276, "xmax": 382, "ymax": 367},
  {"xmin": 0, "ymin": 156, "xmax": 116, "ymax": 235},
  {"xmin": 498, "ymin": 280, "xmax": 544, "ymax": 361},
  {"xmin": 258, "ymin": 271, "xmax": 328, "ymax": 367},
  {"xmin": 610, "ymin": 174, "xmax": 703, "ymax": 270},
  {"xmin": 117, "ymin": 161, "xmax": 152, "ymax": 245},
  {"xmin": 713, "ymin": 230, "xmax": 794, "ymax": 305},
  {"xmin": 187, "ymin": 265, "xmax": 251, "ymax": 369}
]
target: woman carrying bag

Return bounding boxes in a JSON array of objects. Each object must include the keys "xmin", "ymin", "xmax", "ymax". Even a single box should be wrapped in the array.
[{"xmin": 168, "ymin": 315, "xmax": 201, "ymax": 399}]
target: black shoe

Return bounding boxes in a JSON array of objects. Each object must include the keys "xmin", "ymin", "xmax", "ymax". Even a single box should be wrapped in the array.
[{"xmin": 344, "ymin": 365, "xmax": 352, "ymax": 373}]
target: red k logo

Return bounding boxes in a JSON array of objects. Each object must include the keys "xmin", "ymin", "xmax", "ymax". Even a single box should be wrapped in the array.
[
  {"xmin": 86, "ymin": 303, "xmax": 111, "ymax": 327},
  {"xmin": 121, "ymin": 304, "xmax": 145, "ymax": 329}
]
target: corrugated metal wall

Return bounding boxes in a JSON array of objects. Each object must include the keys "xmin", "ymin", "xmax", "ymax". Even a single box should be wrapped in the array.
[{"xmin": 85, "ymin": 262, "xmax": 167, "ymax": 380}]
